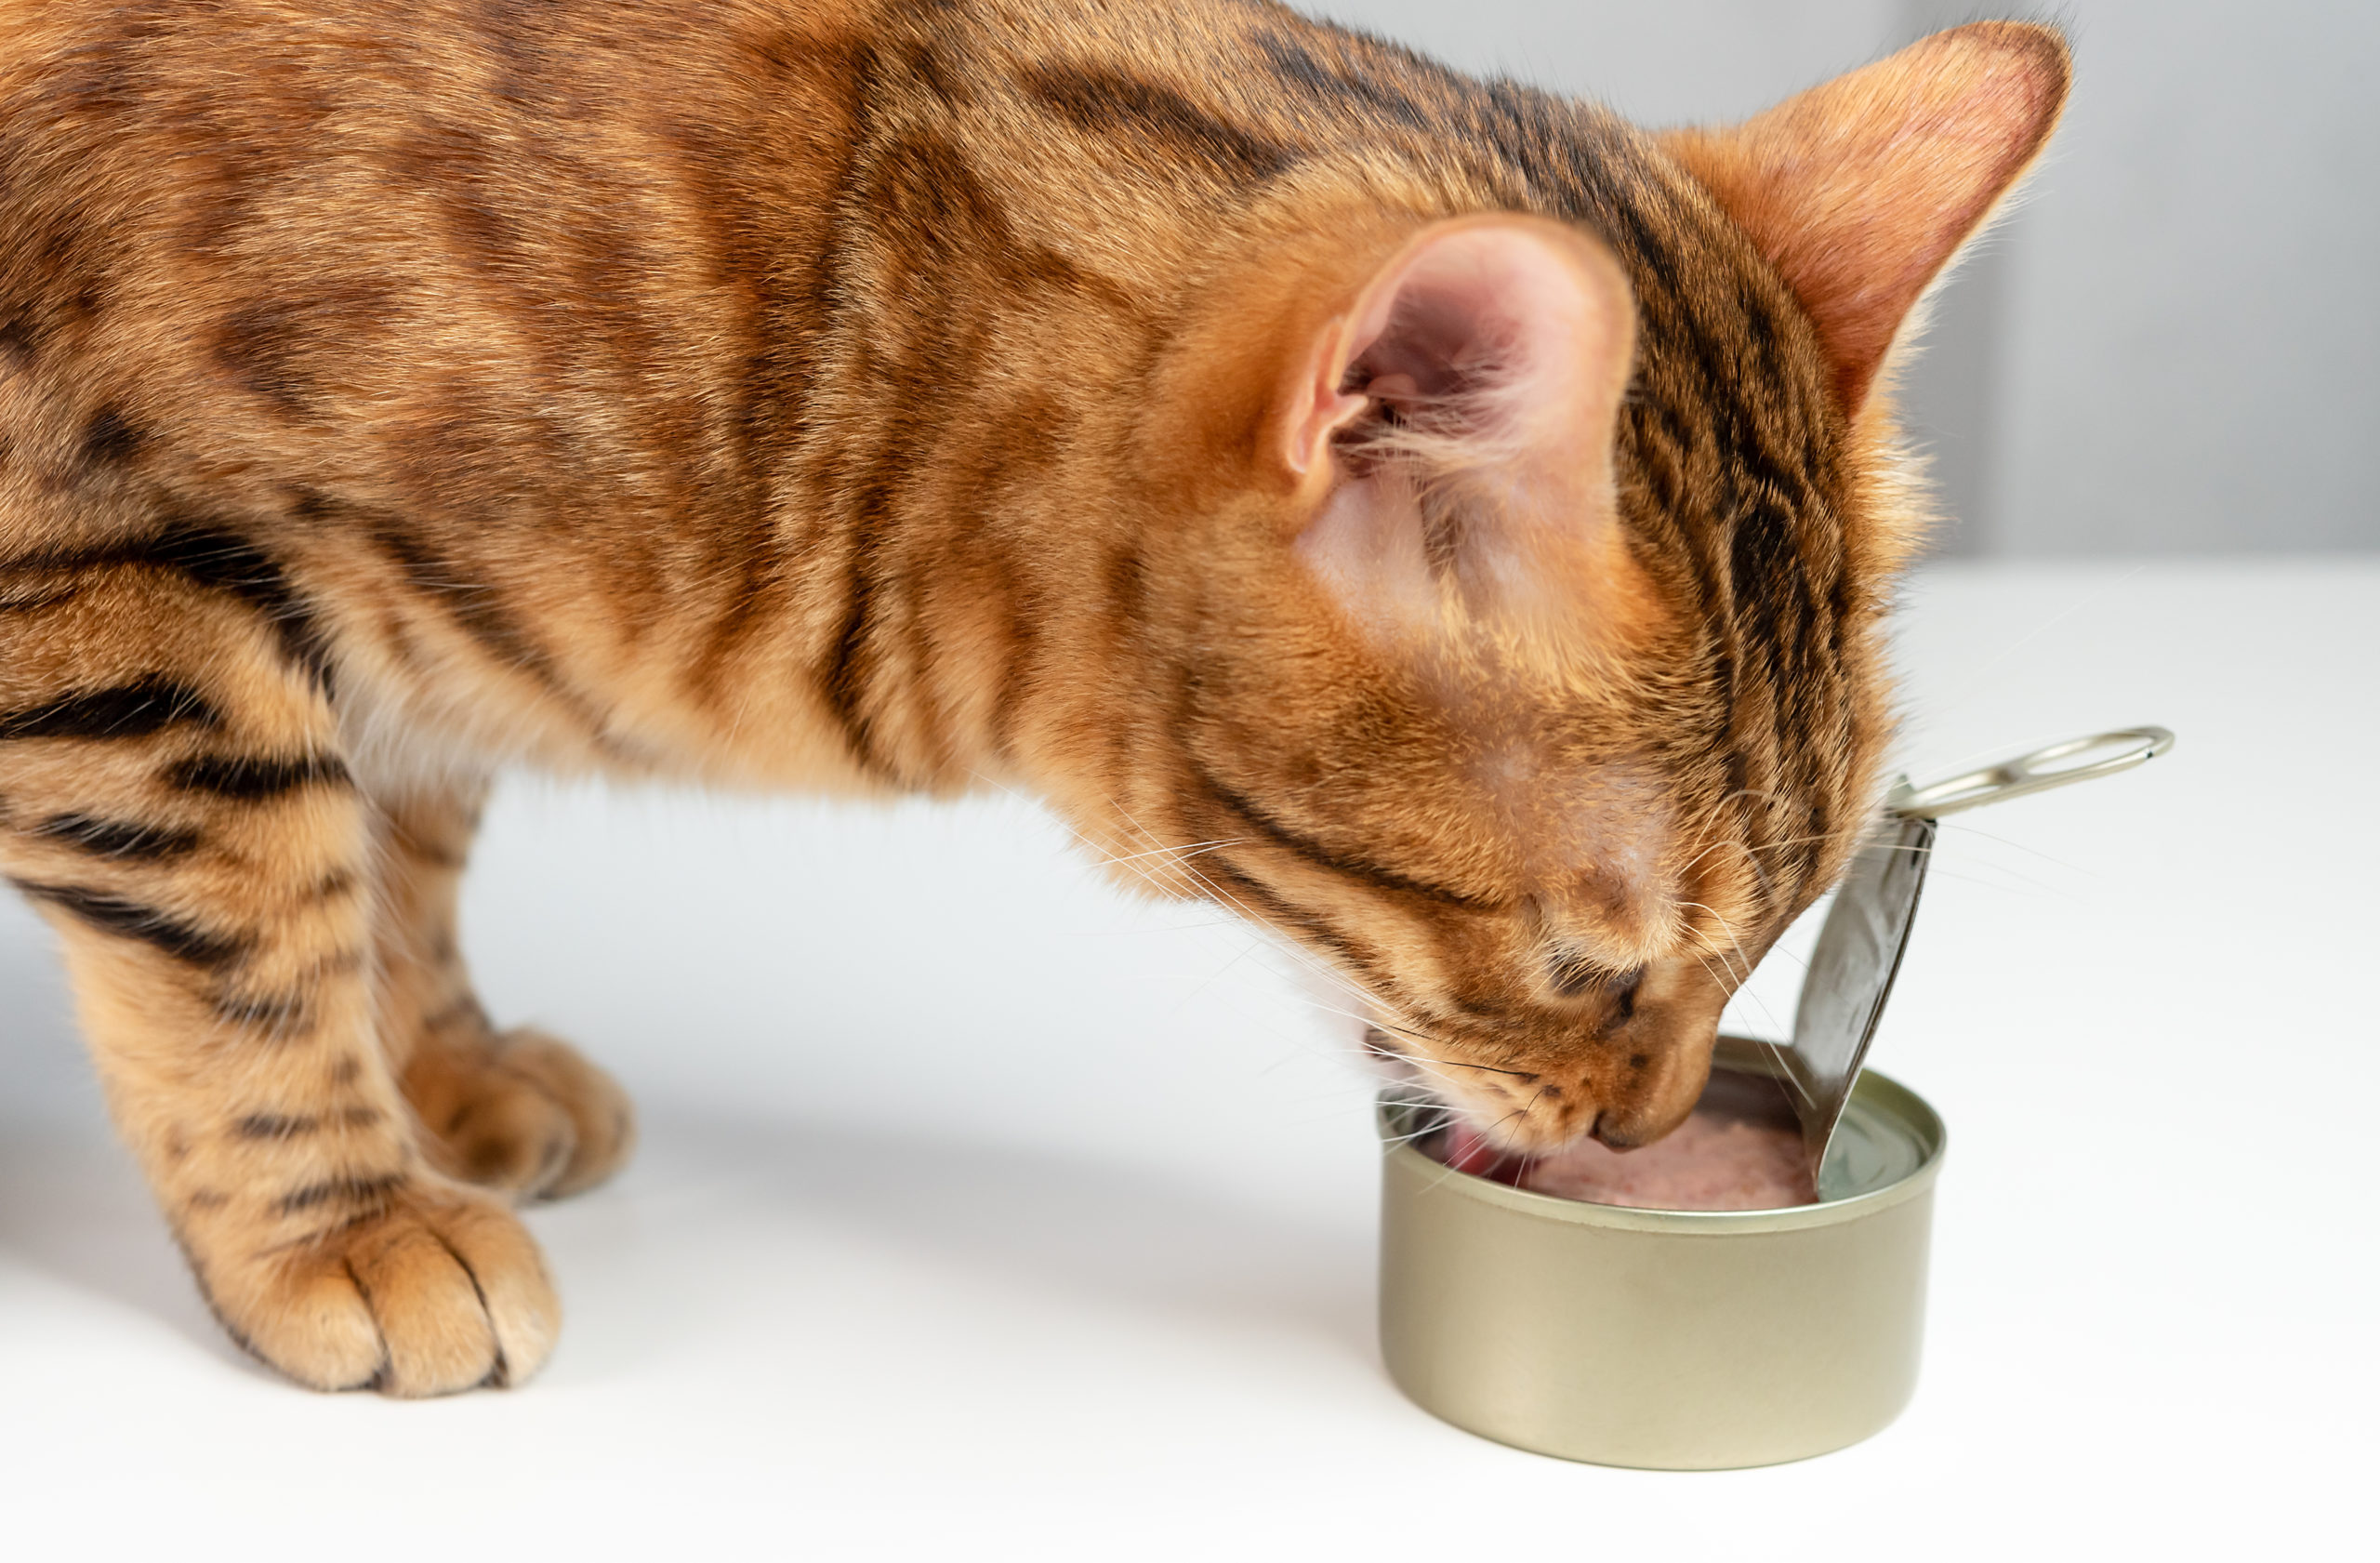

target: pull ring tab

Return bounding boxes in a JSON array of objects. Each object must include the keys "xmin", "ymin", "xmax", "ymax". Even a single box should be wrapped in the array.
[{"xmin": 1885, "ymin": 726, "xmax": 2175, "ymax": 821}]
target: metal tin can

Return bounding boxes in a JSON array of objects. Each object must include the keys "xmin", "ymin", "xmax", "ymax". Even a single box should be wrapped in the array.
[{"xmin": 1377, "ymin": 1036, "xmax": 1946, "ymax": 1470}]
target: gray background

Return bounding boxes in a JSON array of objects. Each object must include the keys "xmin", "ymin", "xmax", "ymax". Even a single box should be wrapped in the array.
[{"xmin": 1303, "ymin": 0, "xmax": 2380, "ymax": 557}]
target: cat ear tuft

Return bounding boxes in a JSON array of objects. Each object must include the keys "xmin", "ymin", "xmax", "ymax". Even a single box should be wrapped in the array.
[
  {"xmin": 1665, "ymin": 21, "xmax": 2071, "ymax": 417},
  {"xmin": 1276, "ymin": 215, "xmax": 1649, "ymax": 655}
]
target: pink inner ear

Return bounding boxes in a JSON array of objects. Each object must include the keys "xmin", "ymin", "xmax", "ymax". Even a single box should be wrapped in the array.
[
  {"xmin": 1282, "ymin": 219, "xmax": 1631, "ymax": 482},
  {"xmin": 1284, "ymin": 217, "xmax": 1643, "ymax": 650},
  {"xmin": 1342, "ymin": 226, "xmax": 1606, "ymax": 450}
]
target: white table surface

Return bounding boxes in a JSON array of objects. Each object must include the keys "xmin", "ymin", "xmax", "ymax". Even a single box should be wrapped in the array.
[{"xmin": 3, "ymin": 558, "xmax": 2373, "ymax": 1559}]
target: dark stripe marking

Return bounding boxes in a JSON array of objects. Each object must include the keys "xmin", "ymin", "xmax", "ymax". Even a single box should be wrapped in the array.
[
  {"xmin": 352, "ymin": 510, "xmax": 631, "ymax": 751},
  {"xmin": 32, "ymin": 812, "xmax": 202, "ymax": 862},
  {"xmin": 241, "ymin": 1107, "xmax": 383, "ymax": 1139},
  {"xmin": 212, "ymin": 988, "xmax": 313, "ymax": 1035},
  {"xmin": 275, "ymin": 1172, "xmax": 407, "ymax": 1216},
  {"xmin": 0, "ymin": 676, "xmax": 218, "ymax": 742},
  {"xmin": 1252, "ymin": 29, "xmax": 1440, "ymax": 136},
  {"xmin": 303, "ymin": 869, "xmax": 358, "ymax": 904},
  {"xmin": 0, "ymin": 523, "xmax": 336, "ymax": 696},
  {"xmin": 421, "ymin": 994, "xmax": 489, "ymax": 1037},
  {"xmin": 78, "ymin": 406, "xmax": 144, "ymax": 467},
  {"xmin": 1020, "ymin": 65, "xmax": 1293, "ymax": 182},
  {"xmin": 143, "ymin": 524, "xmax": 338, "ymax": 697},
  {"xmin": 8, "ymin": 878, "xmax": 245, "ymax": 967},
  {"xmin": 818, "ymin": 550, "xmax": 886, "ymax": 777},
  {"xmin": 233, "ymin": 1113, "xmax": 319, "ymax": 1140},
  {"xmin": 0, "ymin": 586, "xmax": 79, "ymax": 615},
  {"xmin": 165, "ymin": 751, "xmax": 350, "ymax": 800},
  {"xmin": 1196, "ymin": 766, "xmax": 1488, "ymax": 908},
  {"xmin": 1195, "ymin": 854, "xmax": 1403, "ymax": 1001}
]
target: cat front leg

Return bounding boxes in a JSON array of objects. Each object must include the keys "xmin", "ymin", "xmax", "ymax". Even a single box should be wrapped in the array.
[
  {"xmin": 371, "ymin": 776, "xmax": 635, "ymax": 1201},
  {"xmin": 0, "ymin": 551, "xmax": 557, "ymax": 1394}
]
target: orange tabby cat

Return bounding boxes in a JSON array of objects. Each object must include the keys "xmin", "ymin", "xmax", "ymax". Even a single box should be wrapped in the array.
[{"xmin": 0, "ymin": 0, "xmax": 2068, "ymax": 1394}]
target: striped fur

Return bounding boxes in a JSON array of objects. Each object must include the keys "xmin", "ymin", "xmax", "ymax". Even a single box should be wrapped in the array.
[{"xmin": 0, "ymin": 0, "xmax": 2068, "ymax": 1392}]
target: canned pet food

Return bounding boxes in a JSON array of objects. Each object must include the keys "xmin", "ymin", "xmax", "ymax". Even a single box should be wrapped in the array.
[
  {"xmin": 1376, "ymin": 728, "xmax": 2168, "ymax": 1469},
  {"xmin": 1378, "ymin": 1036, "xmax": 1946, "ymax": 1470}
]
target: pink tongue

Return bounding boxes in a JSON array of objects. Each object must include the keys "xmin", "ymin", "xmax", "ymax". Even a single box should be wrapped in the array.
[{"xmin": 1442, "ymin": 1121, "xmax": 1508, "ymax": 1176}]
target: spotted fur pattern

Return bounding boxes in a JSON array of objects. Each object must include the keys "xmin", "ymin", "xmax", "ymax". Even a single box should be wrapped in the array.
[{"xmin": 0, "ymin": 0, "xmax": 2067, "ymax": 1392}]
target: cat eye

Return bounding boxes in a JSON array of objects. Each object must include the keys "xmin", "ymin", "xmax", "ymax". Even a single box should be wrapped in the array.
[{"xmin": 1546, "ymin": 949, "xmax": 1644, "ymax": 1010}]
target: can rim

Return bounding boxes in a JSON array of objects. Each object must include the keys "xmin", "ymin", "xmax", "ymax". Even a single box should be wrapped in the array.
[{"xmin": 1376, "ymin": 1045, "xmax": 1947, "ymax": 1237}]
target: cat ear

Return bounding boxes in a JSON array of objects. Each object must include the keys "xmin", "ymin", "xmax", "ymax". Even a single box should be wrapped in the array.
[
  {"xmin": 1276, "ymin": 215, "xmax": 1649, "ymax": 652},
  {"xmin": 1664, "ymin": 21, "xmax": 2071, "ymax": 417}
]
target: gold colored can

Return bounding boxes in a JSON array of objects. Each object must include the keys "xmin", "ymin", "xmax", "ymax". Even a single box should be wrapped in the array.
[{"xmin": 1378, "ymin": 1036, "xmax": 1946, "ymax": 1470}]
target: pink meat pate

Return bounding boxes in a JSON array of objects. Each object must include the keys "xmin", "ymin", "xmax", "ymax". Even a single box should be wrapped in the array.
[{"xmin": 1437, "ymin": 1105, "xmax": 1817, "ymax": 1212}]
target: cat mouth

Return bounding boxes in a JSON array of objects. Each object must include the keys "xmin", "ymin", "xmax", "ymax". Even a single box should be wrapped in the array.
[
  {"xmin": 1426, "ymin": 1090, "xmax": 1818, "ymax": 1212},
  {"xmin": 1433, "ymin": 1100, "xmax": 1658, "ymax": 1161},
  {"xmin": 1362, "ymin": 1025, "xmax": 1701, "ymax": 1159},
  {"xmin": 1373, "ymin": 1066, "xmax": 1633, "ymax": 1167},
  {"xmin": 1427, "ymin": 1107, "xmax": 1639, "ymax": 1185}
]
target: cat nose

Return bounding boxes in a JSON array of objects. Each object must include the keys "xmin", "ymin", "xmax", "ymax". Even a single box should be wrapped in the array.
[
  {"xmin": 1590, "ymin": 1066, "xmax": 1699, "ymax": 1148},
  {"xmin": 1588, "ymin": 1025, "xmax": 1712, "ymax": 1147}
]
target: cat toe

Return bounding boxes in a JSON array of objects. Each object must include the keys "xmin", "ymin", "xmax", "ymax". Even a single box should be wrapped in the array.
[
  {"xmin": 491, "ymin": 1028, "xmax": 637, "ymax": 1200},
  {"xmin": 206, "ymin": 1182, "xmax": 559, "ymax": 1397},
  {"xmin": 408, "ymin": 1027, "xmax": 636, "ymax": 1202}
]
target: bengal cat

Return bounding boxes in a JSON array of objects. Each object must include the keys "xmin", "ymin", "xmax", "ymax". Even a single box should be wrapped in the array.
[{"xmin": 0, "ymin": 0, "xmax": 2068, "ymax": 1394}]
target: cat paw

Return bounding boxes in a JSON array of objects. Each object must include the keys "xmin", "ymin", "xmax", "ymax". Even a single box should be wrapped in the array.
[
  {"xmin": 205, "ymin": 1182, "xmax": 559, "ymax": 1397},
  {"xmin": 408, "ymin": 1027, "xmax": 636, "ymax": 1202}
]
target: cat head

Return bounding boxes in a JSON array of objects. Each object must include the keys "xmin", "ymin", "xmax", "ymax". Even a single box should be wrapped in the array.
[{"xmin": 1103, "ymin": 23, "xmax": 2069, "ymax": 1155}]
